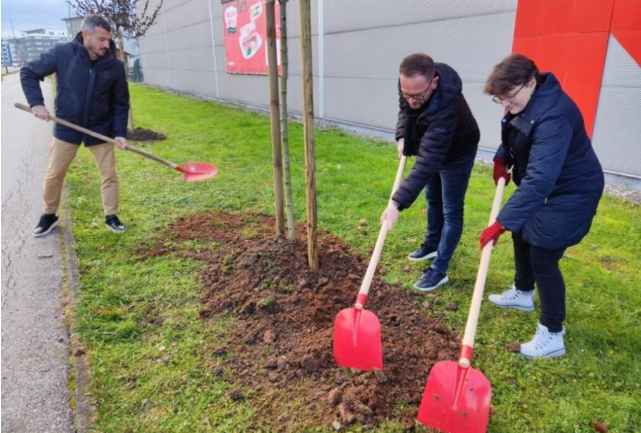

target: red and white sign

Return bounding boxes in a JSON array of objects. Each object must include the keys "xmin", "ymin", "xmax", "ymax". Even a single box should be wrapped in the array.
[{"xmin": 223, "ymin": 0, "xmax": 281, "ymax": 75}]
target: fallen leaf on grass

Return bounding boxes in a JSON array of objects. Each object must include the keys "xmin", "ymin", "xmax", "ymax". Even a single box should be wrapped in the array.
[
  {"xmin": 506, "ymin": 342, "xmax": 520, "ymax": 353},
  {"xmin": 589, "ymin": 420, "xmax": 609, "ymax": 433}
]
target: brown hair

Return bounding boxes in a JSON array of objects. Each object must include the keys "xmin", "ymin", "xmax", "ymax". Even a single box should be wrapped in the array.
[
  {"xmin": 484, "ymin": 53, "xmax": 541, "ymax": 96},
  {"xmin": 399, "ymin": 53, "xmax": 436, "ymax": 79}
]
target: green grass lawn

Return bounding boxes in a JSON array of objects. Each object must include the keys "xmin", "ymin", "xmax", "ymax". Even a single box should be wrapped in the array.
[{"xmin": 64, "ymin": 84, "xmax": 641, "ymax": 432}]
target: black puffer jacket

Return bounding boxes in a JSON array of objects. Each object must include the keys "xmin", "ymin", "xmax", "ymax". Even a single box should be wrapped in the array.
[
  {"xmin": 496, "ymin": 73, "xmax": 604, "ymax": 249},
  {"xmin": 392, "ymin": 63, "xmax": 480, "ymax": 210},
  {"xmin": 21, "ymin": 32, "xmax": 129, "ymax": 146}
]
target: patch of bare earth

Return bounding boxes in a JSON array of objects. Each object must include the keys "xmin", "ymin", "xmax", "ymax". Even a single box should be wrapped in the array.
[
  {"xmin": 144, "ymin": 212, "xmax": 460, "ymax": 431},
  {"xmin": 127, "ymin": 127, "xmax": 166, "ymax": 142}
]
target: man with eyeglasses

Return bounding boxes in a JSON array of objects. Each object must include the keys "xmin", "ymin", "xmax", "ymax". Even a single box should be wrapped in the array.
[{"xmin": 380, "ymin": 53, "xmax": 480, "ymax": 292}]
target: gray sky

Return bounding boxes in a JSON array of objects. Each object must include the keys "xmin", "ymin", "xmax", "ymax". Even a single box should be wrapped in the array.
[{"xmin": 1, "ymin": 0, "xmax": 74, "ymax": 37}]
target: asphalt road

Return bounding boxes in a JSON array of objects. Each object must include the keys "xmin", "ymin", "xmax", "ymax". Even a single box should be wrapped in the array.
[{"xmin": 1, "ymin": 73, "xmax": 74, "ymax": 432}]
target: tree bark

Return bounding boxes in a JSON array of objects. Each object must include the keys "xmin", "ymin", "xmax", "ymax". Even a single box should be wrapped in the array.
[
  {"xmin": 116, "ymin": 29, "xmax": 135, "ymax": 133},
  {"xmin": 266, "ymin": 0, "xmax": 285, "ymax": 237},
  {"xmin": 299, "ymin": 0, "xmax": 318, "ymax": 269},
  {"xmin": 279, "ymin": 0, "xmax": 295, "ymax": 241}
]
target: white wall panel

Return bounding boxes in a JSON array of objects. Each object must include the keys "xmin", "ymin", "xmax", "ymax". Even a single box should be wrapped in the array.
[
  {"xmin": 324, "ymin": 0, "xmax": 517, "ymax": 33},
  {"xmin": 592, "ymin": 36, "xmax": 641, "ymax": 178}
]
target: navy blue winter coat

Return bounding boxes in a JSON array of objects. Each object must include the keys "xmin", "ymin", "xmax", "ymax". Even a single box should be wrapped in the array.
[
  {"xmin": 392, "ymin": 63, "xmax": 480, "ymax": 210},
  {"xmin": 496, "ymin": 73, "xmax": 604, "ymax": 249},
  {"xmin": 20, "ymin": 32, "xmax": 129, "ymax": 146}
]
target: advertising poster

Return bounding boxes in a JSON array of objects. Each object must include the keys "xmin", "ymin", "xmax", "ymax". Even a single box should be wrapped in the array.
[{"xmin": 223, "ymin": 0, "xmax": 281, "ymax": 75}]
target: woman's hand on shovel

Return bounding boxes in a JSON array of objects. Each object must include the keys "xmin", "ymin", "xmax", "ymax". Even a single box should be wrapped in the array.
[
  {"xmin": 479, "ymin": 221, "xmax": 507, "ymax": 249},
  {"xmin": 380, "ymin": 203, "xmax": 400, "ymax": 232},
  {"xmin": 114, "ymin": 137, "xmax": 128, "ymax": 150}
]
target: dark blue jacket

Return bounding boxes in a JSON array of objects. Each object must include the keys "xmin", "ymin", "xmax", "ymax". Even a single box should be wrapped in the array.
[
  {"xmin": 392, "ymin": 63, "xmax": 480, "ymax": 210},
  {"xmin": 20, "ymin": 32, "xmax": 129, "ymax": 146},
  {"xmin": 496, "ymin": 73, "xmax": 604, "ymax": 249}
]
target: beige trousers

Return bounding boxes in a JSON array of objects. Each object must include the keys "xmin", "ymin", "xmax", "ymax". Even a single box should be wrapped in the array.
[{"xmin": 42, "ymin": 137, "xmax": 119, "ymax": 215}]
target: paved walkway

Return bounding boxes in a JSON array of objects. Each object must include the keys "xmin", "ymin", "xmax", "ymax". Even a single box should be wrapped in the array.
[{"xmin": 1, "ymin": 74, "xmax": 74, "ymax": 433}]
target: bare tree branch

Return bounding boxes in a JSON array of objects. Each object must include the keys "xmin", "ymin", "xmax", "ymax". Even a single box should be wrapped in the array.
[{"xmin": 67, "ymin": 0, "xmax": 163, "ymax": 38}]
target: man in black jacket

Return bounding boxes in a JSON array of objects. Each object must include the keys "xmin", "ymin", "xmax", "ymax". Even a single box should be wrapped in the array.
[
  {"xmin": 21, "ymin": 15, "xmax": 130, "ymax": 237},
  {"xmin": 381, "ymin": 53, "xmax": 480, "ymax": 291}
]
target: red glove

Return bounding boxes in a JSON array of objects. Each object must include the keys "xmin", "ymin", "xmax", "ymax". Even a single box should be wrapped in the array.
[
  {"xmin": 480, "ymin": 221, "xmax": 507, "ymax": 249},
  {"xmin": 493, "ymin": 158, "xmax": 511, "ymax": 186}
]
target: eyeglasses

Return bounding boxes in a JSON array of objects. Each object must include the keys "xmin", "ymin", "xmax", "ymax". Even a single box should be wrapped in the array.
[
  {"xmin": 492, "ymin": 83, "xmax": 526, "ymax": 104},
  {"xmin": 399, "ymin": 79, "xmax": 434, "ymax": 102}
]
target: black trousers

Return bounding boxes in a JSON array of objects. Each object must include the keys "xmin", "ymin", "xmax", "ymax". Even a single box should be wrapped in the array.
[{"xmin": 512, "ymin": 231, "xmax": 567, "ymax": 332}]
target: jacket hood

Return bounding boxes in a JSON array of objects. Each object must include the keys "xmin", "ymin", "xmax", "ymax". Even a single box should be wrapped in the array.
[{"xmin": 505, "ymin": 73, "xmax": 562, "ymax": 124}]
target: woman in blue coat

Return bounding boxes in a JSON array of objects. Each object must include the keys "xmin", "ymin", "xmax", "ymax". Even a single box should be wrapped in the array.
[{"xmin": 480, "ymin": 54, "xmax": 604, "ymax": 359}]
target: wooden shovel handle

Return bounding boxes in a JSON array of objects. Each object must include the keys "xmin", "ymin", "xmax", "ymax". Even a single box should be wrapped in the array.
[
  {"xmin": 355, "ymin": 156, "xmax": 408, "ymax": 308},
  {"xmin": 459, "ymin": 177, "xmax": 506, "ymax": 368},
  {"xmin": 14, "ymin": 102, "xmax": 178, "ymax": 170}
]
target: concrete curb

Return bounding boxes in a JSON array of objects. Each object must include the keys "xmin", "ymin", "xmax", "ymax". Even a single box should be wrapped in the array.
[{"xmin": 60, "ymin": 199, "xmax": 96, "ymax": 432}]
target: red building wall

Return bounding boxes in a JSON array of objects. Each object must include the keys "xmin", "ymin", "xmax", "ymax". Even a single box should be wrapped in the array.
[{"xmin": 512, "ymin": 0, "xmax": 641, "ymax": 137}]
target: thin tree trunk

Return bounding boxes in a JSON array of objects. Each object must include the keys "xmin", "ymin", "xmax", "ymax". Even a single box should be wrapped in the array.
[
  {"xmin": 266, "ymin": 0, "xmax": 285, "ymax": 237},
  {"xmin": 279, "ymin": 0, "xmax": 295, "ymax": 241},
  {"xmin": 299, "ymin": 0, "xmax": 318, "ymax": 269},
  {"xmin": 117, "ymin": 29, "xmax": 135, "ymax": 133}
]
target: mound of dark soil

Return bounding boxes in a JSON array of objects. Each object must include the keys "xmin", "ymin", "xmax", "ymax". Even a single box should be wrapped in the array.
[
  {"xmin": 145, "ymin": 212, "xmax": 461, "ymax": 431},
  {"xmin": 127, "ymin": 127, "xmax": 166, "ymax": 142}
]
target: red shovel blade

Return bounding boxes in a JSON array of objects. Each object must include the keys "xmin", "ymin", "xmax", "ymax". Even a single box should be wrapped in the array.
[
  {"xmin": 181, "ymin": 162, "xmax": 218, "ymax": 182},
  {"xmin": 333, "ymin": 306, "xmax": 383, "ymax": 371},
  {"xmin": 417, "ymin": 361, "xmax": 492, "ymax": 433}
]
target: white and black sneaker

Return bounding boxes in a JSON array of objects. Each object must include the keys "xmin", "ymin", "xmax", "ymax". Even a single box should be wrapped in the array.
[
  {"xmin": 408, "ymin": 243, "xmax": 438, "ymax": 261},
  {"xmin": 105, "ymin": 215, "xmax": 126, "ymax": 233},
  {"xmin": 33, "ymin": 214, "xmax": 59, "ymax": 238}
]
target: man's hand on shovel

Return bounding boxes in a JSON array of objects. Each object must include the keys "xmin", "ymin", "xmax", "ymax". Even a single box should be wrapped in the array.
[
  {"xmin": 380, "ymin": 202, "xmax": 400, "ymax": 232},
  {"xmin": 31, "ymin": 105, "xmax": 51, "ymax": 122},
  {"xmin": 114, "ymin": 137, "xmax": 128, "ymax": 150}
]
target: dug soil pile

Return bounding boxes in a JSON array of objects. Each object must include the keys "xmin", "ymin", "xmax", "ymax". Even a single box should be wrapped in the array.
[
  {"xmin": 127, "ymin": 127, "xmax": 166, "ymax": 142},
  {"xmin": 145, "ymin": 211, "xmax": 461, "ymax": 431}
]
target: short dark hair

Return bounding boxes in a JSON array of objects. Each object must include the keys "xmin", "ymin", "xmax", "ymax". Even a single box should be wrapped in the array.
[
  {"xmin": 82, "ymin": 15, "xmax": 112, "ymax": 33},
  {"xmin": 484, "ymin": 53, "xmax": 542, "ymax": 96},
  {"xmin": 399, "ymin": 53, "xmax": 436, "ymax": 80}
]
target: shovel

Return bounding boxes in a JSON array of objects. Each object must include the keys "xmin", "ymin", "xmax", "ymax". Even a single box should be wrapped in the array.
[
  {"xmin": 333, "ymin": 155, "xmax": 407, "ymax": 371},
  {"xmin": 15, "ymin": 102, "xmax": 218, "ymax": 182},
  {"xmin": 416, "ymin": 177, "xmax": 506, "ymax": 433}
]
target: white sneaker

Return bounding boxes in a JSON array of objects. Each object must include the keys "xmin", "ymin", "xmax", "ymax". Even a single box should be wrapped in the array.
[
  {"xmin": 488, "ymin": 285, "xmax": 534, "ymax": 312},
  {"xmin": 519, "ymin": 322, "xmax": 566, "ymax": 359}
]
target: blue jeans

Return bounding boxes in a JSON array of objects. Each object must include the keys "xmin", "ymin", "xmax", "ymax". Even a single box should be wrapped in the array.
[{"xmin": 424, "ymin": 151, "xmax": 475, "ymax": 274}]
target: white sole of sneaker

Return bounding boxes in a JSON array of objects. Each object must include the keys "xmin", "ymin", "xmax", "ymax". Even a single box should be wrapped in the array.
[
  {"xmin": 105, "ymin": 223, "xmax": 126, "ymax": 233},
  {"xmin": 520, "ymin": 347, "xmax": 566, "ymax": 359},
  {"xmin": 488, "ymin": 301, "xmax": 534, "ymax": 312},
  {"xmin": 407, "ymin": 251, "xmax": 437, "ymax": 261},
  {"xmin": 33, "ymin": 219, "xmax": 59, "ymax": 238},
  {"xmin": 413, "ymin": 276, "xmax": 449, "ymax": 292}
]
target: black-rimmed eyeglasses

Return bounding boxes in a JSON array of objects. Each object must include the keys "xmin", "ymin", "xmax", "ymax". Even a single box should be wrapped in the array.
[
  {"xmin": 492, "ymin": 83, "xmax": 526, "ymax": 104},
  {"xmin": 399, "ymin": 79, "xmax": 434, "ymax": 102}
]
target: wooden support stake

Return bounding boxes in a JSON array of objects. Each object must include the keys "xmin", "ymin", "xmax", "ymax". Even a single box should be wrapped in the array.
[
  {"xmin": 265, "ymin": 0, "xmax": 285, "ymax": 237},
  {"xmin": 279, "ymin": 0, "xmax": 295, "ymax": 241},
  {"xmin": 299, "ymin": 0, "xmax": 318, "ymax": 269}
]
